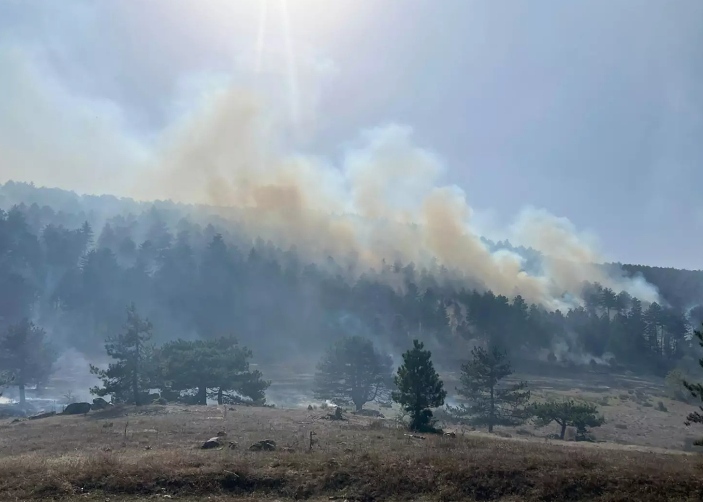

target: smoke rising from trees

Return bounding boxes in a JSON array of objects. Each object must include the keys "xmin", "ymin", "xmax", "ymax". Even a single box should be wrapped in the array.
[{"xmin": 132, "ymin": 86, "xmax": 659, "ymax": 309}]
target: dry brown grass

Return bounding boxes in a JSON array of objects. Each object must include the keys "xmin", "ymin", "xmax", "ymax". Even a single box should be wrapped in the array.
[{"xmin": 1, "ymin": 404, "xmax": 703, "ymax": 501}]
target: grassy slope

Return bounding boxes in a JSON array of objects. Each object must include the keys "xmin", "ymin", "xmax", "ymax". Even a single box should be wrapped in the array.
[{"xmin": 1, "ymin": 405, "xmax": 702, "ymax": 501}]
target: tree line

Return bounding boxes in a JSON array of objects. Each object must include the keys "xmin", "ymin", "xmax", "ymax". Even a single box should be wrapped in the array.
[
  {"xmin": 8, "ymin": 303, "xmax": 703, "ymax": 444},
  {"xmin": 315, "ymin": 333, "xmax": 605, "ymax": 436},
  {"xmin": 0, "ymin": 304, "xmax": 608, "ymax": 439},
  {"xmin": 0, "ymin": 199, "xmax": 698, "ymax": 377}
]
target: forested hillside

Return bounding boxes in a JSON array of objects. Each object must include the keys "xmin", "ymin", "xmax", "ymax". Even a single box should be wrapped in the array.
[{"xmin": 0, "ymin": 181, "xmax": 700, "ymax": 376}]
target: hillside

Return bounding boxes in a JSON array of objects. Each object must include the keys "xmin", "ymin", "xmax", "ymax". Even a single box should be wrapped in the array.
[
  {"xmin": 1, "ymin": 404, "xmax": 702, "ymax": 501},
  {"xmin": 0, "ymin": 181, "xmax": 701, "ymax": 380}
]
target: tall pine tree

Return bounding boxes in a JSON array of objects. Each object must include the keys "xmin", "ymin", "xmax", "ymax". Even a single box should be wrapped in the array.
[
  {"xmin": 450, "ymin": 345, "xmax": 530, "ymax": 432},
  {"xmin": 90, "ymin": 304, "xmax": 155, "ymax": 405},
  {"xmin": 392, "ymin": 339, "xmax": 446, "ymax": 432},
  {"xmin": 683, "ymin": 323, "xmax": 703, "ymax": 443},
  {"xmin": 0, "ymin": 319, "xmax": 56, "ymax": 405}
]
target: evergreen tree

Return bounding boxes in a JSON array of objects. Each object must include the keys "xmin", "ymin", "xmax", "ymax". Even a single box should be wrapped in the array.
[
  {"xmin": 392, "ymin": 339, "xmax": 446, "ymax": 432},
  {"xmin": 0, "ymin": 371, "xmax": 13, "ymax": 397},
  {"xmin": 0, "ymin": 319, "xmax": 56, "ymax": 405},
  {"xmin": 450, "ymin": 345, "xmax": 530, "ymax": 432},
  {"xmin": 683, "ymin": 324, "xmax": 703, "ymax": 443},
  {"xmin": 313, "ymin": 335, "xmax": 393, "ymax": 411},
  {"xmin": 90, "ymin": 304, "xmax": 155, "ymax": 405},
  {"xmin": 531, "ymin": 399, "xmax": 605, "ymax": 440},
  {"xmin": 157, "ymin": 336, "xmax": 269, "ymax": 405}
]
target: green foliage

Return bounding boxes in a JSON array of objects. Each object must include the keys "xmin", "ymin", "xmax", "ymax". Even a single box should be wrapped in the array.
[
  {"xmin": 0, "ymin": 371, "xmax": 14, "ymax": 397},
  {"xmin": 90, "ymin": 304, "xmax": 156, "ymax": 405},
  {"xmin": 449, "ymin": 345, "xmax": 530, "ymax": 432},
  {"xmin": 683, "ymin": 324, "xmax": 703, "ymax": 444},
  {"xmin": 314, "ymin": 335, "xmax": 393, "ymax": 411},
  {"xmin": 392, "ymin": 339, "xmax": 446, "ymax": 432},
  {"xmin": 157, "ymin": 336, "xmax": 270, "ymax": 405},
  {"xmin": 0, "ymin": 319, "xmax": 56, "ymax": 404},
  {"xmin": 531, "ymin": 399, "xmax": 605, "ymax": 440}
]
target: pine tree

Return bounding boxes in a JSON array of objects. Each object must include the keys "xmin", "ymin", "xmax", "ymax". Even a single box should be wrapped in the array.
[
  {"xmin": 90, "ymin": 304, "xmax": 155, "ymax": 405},
  {"xmin": 450, "ymin": 345, "xmax": 530, "ymax": 432},
  {"xmin": 392, "ymin": 339, "xmax": 446, "ymax": 432},
  {"xmin": 532, "ymin": 399, "xmax": 604, "ymax": 440},
  {"xmin": 314, "ymin": 335, "xmax": 393, "ymax": 411},
  {"xmin": 157, "ymin": 336, "xmax": 270, "ymax": 405},
  {"xmin": 0, "ymin": 371, "xmax": 13, "ymax": 397},
  {"xmin": 0, "ymin": 319, "xmax": 56, "ymax": 405},
  {"xmin": 683, "ymin": 323, "xmax": 703, "ymax": 443}
]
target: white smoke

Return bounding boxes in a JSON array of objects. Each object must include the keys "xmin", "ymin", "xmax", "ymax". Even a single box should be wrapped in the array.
[{"xmin": 0, "ymin": 30, "xmax": 661, "ymax": 310}]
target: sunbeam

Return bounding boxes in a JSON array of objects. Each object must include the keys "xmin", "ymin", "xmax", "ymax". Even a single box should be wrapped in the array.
[
  {"xmin": 255, "ymin": 0, "xmax": 269, "ymax": 74},
  {"xmin": 279, "ymin": 0, "xmax": 300, "ymax": 129}
]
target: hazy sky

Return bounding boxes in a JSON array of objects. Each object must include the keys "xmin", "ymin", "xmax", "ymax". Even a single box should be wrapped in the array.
[{"xmin": 1, "ymin": 0, "xmax": 702, "ymax": 269}]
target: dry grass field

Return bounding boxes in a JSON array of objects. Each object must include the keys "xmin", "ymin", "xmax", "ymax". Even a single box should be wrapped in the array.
[{"xmin": 2, "ymin": 403, "xmax": 703, "ymax": 501}]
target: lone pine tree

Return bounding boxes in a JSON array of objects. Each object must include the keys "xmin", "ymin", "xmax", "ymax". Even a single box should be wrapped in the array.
[
  {"xmin": 392, "ymin": 339, "xmax": 446, "ymax": 432},
  {"xmin": 157, "ymin": 336, "xmax": 270, "ymax": 405},
  {"xmin": 0, "ymin": 319, "xmax": 55, "ymax": 405},
  {"xmin": 90, "ymin": 304, "xmax": 155, "ymax": 405},
  {"xmin": 531, "ymin": 399, "xmax": 605, "ymax": 440},
  {"xmin": 450, "ymin": 345, "xmax": 530, "ymax": 432},
  {"xmin": 314, "ymin": 335, "xmax": 393, "ymax": 411}
]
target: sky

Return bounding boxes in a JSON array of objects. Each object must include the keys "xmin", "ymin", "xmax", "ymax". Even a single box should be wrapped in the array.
[{"xmin": 0, "ymin": 0, "xmax": 702, "ymax": 270}]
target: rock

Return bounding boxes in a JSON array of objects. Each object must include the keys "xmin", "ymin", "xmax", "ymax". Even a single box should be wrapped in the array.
[
  {"xmin": 91, "ymin": 398, "xmax": 112, "ymax": 410},
  {"xmin": 443, "ymin": 432, "xmax": 456, "ymax": 438},
  {"xmin": 63, "ymin": 402, "xmax": 91, "ymax": 415},
  {"xmin": 216, "ymin": 431, "xmax": 227, "ymax": 437},
  {"xmin": 249, "ymin": 439, "xmax": 277, "ymax": 451},
  {"xmin": 28, "ymin": 411, "xmax": 56, "ymax": 420},
  {"xmin": 201, "ymin": 437, "xmax": 223, "ymax": 449},
  {"xmin": 228, "ymin": 441, "xmax": 238, "ymax": 450}
]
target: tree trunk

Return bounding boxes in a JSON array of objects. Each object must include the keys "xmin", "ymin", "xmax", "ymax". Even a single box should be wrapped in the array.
[
  {"xmin": 134, "ymin": 337, "xmax": 141, "ymax": 406},
  {"xmin": 197, "ymin": 386, "xmax": 207, "ymax": 405},
  {"xmin": 217, "ymin": 388, "xmax": 223, "ymax": 405},
  {"xmin": 488, "ymin": 384, "xmax": 495, "ymax": 433},
  {"xmin": 559, "ymin": 422, "xmax": 567, "ymax": 440},
  {"xmin": 18, "ymin": 383, "xmax": 26, "ymax": 405},
  {"xmin": 133, "ymin": 371, "xmax": 140, "ymax": 406},
  {"xmin": 355, "ymin": 400, "xmax": 363, "ymax": 412}
]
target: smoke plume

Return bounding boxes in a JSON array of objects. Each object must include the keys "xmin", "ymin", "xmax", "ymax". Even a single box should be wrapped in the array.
[{"xmin": 134, "ymin": 86, "xmax": 658, "ymax": 307}]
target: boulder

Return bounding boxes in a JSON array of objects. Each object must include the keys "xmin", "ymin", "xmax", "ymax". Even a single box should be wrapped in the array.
[
  {"xmin": 201, "ymin": 437, "xmax": 223, "ymax": 449},
  {"xmin": 249, "ymin": 439, "xmax": 277, "ymax": 451},
  {"xmin": 63, "ymin": 402, "xmax": 91, "ymax": 415},
  {"xmin": 91, "ymin": 398, "xmax": 112, "ymax": 410}
]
